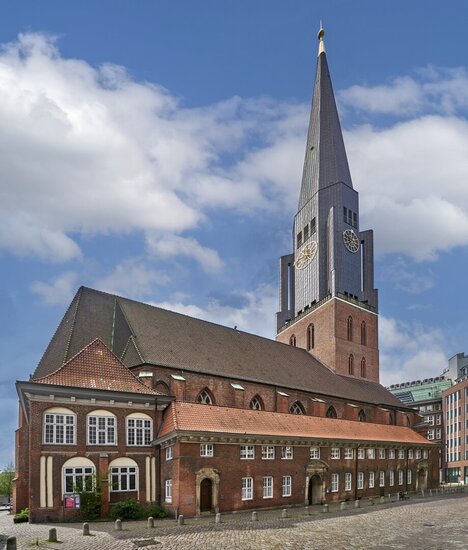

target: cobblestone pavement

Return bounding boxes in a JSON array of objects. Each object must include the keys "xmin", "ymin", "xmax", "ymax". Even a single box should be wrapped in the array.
[{"xmin": 1, "ymin": 494, "xmax": 467, "ymax": 550}]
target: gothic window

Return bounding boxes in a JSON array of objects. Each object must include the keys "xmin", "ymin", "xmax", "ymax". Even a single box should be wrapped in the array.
[
  {"xmin": 307, "ymin": 324, "xmax": 315, "ymax": 350},
  {"xmin": 155, "ymin": 380, "xmax": 170, "ymax": 394},
  {"xmin": 348, "ymin": 354, "xmax": 354, "ymax": 375},
  {"xmin": 289, "ymin": 401, "xmax": 306, "ymax": 415},
  {"xmin": 358, "ymin": 409, "xmax": 367, "ymax": 422},
  {"xmin": 360, "ymin": 357, "xmax": 366, "ymax": 378},
  {"xmin": 347, "ymin": 316, "xmax": 353, "ymax": 341},
  {"xmin": 326, "ymin": 406, "xmax": 337, "ymax": 419},
  {"xmin": 249, "ymin": 395, "xmax": 264, "ymax": 411},
  {"xmin": 289, "ymin": 334, "xmax": 296, "ymax": 347},
  {"xmin": 196, "ymin": 389, "xmax": 214, "ymax": 405},
  {"xmin": 361, "ymin": 321, "xmax": 367, "ymax": 345}
]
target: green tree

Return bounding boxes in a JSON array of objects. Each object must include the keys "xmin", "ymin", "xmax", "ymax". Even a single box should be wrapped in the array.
[{"xmin": 0, "ymin": 462, "xmax": 15, "ymax": 500}]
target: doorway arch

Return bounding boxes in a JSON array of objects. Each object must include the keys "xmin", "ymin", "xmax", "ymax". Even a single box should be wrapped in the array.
[
  {"xmin": 416, "ymin": 462, "xmax": 428, "ymax": 492},
  {"xmin": 304, "ymin": 460, "xmax": 328, "ymax": 505},
  {"xmin": 307, "ymin": 474, "xmax": 323, "ymax": 505},
  {"xmin": 200, "ymin": 478, "xmax": 213, "ymax": 512},
  {"xmin": 195, "ymin": 468, "xmax": 220, "ymax": 515}
]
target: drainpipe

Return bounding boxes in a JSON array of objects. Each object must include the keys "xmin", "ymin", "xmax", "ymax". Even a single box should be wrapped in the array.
[{"xmin": 156, "ymin": 444, "xmax": 162, "ymax": 506}]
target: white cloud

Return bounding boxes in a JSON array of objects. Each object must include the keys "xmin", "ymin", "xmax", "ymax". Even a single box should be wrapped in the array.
[
  {"xmin": 31, "ymin": 271, "xmax": 78, "ymax": 305},
  {"xmin": 381, "ymin": 258, "xmax": 434, "ymax": 294},
  {"xmin": 379, "ymin": 315, "xmax": 447, "ymax": 386}
]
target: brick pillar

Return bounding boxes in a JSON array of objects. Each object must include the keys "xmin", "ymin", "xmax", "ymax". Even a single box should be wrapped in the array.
[
  {"xmin": 99, "ymin": 454, "xmax": 109, "ymax": 517},
  {"xmin": 276, "ymin": 392, "xmax": 289, "ymax": 413},
  {"xmin": 170, "ymin": 378, "xmax": 186, "ymax": 400}
]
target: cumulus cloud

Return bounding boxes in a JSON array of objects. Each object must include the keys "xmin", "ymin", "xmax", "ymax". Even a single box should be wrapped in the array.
[{"xmin": 31, "ymin": 271, "xmax": 78, "ymax": 305}]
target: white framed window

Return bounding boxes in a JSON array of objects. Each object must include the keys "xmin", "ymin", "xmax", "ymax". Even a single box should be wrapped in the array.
[
  {"xmin": 427, "ymin": 415, "xmax": 434, "ymax": 425},
  {"xmin": 369, "ymin": 471, "xmax": 375, "ymax": 488},
  {"xmin": 87, "ymin": 412, "xmax": 116, "ymax": 445},
  {"xmin": 263, "ymin": 476, "xmax": 273, "ymax": 498},
  {"xmin": 358, "ymin": 448, "xmax": 365, "ymax": 459},
  {"xmin": 398, "ymin": 449, "xmax": 405, "ymax": 459},
  {"xmin": 408, "ymin": 449, "xmax": 414, "ymax": 459},
  {"xmin": 379, "ymin": 471, "xmax": 385, "ymax": 487},
  {"xmin": 357, "ymin": 471, "xmax": 364, "ymax": 489},
  {"xmin": 415, "ymin": 449, "xmax": 421, "ymax": 459},
  {"xmin": 165, "ymin": 479, "xmax": 172, "ymax": 503},
  {"xmin": 111, "ymin": 466, "xmax": 137, "ymax": 492},
  {"xmin": 200, "ymin": 443, "xmax": 214, "ymax": 457},
  {"xmin": 427, "ymin": 430, "xmax": 434, "ymax": 440},
  {"xmin": 281, "ymin": 446, "xmax": 293, "ymax": 459},
  {"xmin": 398, "ymin": 470, "xmax": 404, "ymax": 485},
  {"xmin": 240, "ymin": 445, "xmax": 255, "ymax": 459},
  {"xmin": 423, "ymin": 449, "xmax": 428, "ymax": 459},
  {"xmin": 165, "ymin": 446, "xmax": 173, "ymax": 461},
  {"xmin": 344, "ymin": 448, "xmax": 353, "ymax": 459},
  {"xmin": 436, "ymin": 428, "xmax": 441, "ymax": 439},
  {"xmin": 345, "ymin": 472, "xmax": 352, "ymax": 491},
  {"xmin": 389, "ymin": 470, "xmax": 394, "ymax": 486},
  {"xmin": 389, "ymin": 449, "xmax": 395, "ymax": 459},
  {"xmin": 282, "ymin": 475, "xmax": 292, "ymax": 497},
  {"xmin": 242, "ymin": 477, "xmax": 253, "ymax": 500},
  {"xmin": 310, "ymin": 447, "xmax": 320, "ymax": 459},
  {"xmin": 436, "ymin": 414, "xmax": 442, "ymax": 425},
  {"xmin": 407, "ymin": 469, "xmax": 412, "ymax": 484},
  {"xmin": 331, "ymin": 473, "xmax": 339, "ymax": 492},
  {"xmin": 330, "ymin": 447, "xmax": 340, "ymax": 459},
  {"xmin": 44, "ymin": 410, "xmax": 76, "ymax": 445},
  {"xmin": 127, "ymin": 415, "xmax": 152, "ymax": 446},
  {"xmin": 379, "ymin": 448, "xmax": 385, "ymax": 459},
  {"xmin": 367, "ymin": 448, "xmax": 375, "ymax": 459},
  {"xmin": 64, "ymin": 466, "xmax": 94, "ymax": 493},
  {"xmin": 262, "ymin": 446, "xmax": 275, "ymax": 460}
]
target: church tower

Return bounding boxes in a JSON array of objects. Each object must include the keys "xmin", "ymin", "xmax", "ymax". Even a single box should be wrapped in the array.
[{"xmin": 276, "ymin": 28, "xmax": 379, "ymax": 383}]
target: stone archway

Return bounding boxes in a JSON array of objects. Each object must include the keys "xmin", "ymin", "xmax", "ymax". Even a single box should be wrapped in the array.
[
  {"xmin": 304, "ymin": 460, "xmax": 328, "ymax": 505},
  {"xmin": 416, "ymin": 460, "xmax": 428, "ymax": 492},
  {"xmin": 195, "ymin": 468, "xmax": 220, "ymax": 515}
]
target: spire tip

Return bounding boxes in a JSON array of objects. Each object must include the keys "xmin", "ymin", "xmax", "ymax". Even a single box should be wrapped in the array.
[{"xmin": 317, "ymin": 23, "xmax": 325, "ymax": 55}]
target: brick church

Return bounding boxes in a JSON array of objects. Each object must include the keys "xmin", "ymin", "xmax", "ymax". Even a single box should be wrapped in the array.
[{"xmin": 14, "ymin": 29, "xmax": 438, "ymax": 522}]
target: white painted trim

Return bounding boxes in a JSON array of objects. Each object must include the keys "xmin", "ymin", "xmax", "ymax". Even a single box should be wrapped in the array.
[
  {"xmin": 40, "ymin": 456, "xmax": 46, "ymax": 508},
  {"xmin": 145, "ymin": 456, "xmax": 151, "ymax": 502},
  {"xmin": 151, "ymin": 457, "xmax": 156, "ymax": 501},
  {"xmin": 47, "ymin": 456, "xmax": 53, "ymax": 507}
]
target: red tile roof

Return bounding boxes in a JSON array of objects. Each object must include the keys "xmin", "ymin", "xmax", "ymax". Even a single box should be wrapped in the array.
[
  {"xmin": 158, "ymin": 402, "xmax": 434, "ymax": 445},
  {"xmin": 34, "ymin": 339, "xmax": 159, "ymax": 395}
]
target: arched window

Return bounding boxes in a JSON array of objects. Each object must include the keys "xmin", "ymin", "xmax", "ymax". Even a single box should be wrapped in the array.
[
  {"xmin": 43, "ymin": 407, "xmax": 76, "ymax": 445},
  {"xmin": 87, "ymin": 409, "xmax": 116, "ymax": 445},
  {"xmin": 126, "ymin": 412, "xmax": 153, "ymax": 446},
  {"xmin": 289, "ymin": 401, "xmax": 306, "ymax": 415},
  {"xmin": 361, "ymin": 321, "xmax": 367, "ymax": 345},
  {"xmin": 307, "ymin": 324, "xmax": 315, "ymax": 350},
  {"xmin": 358, "ymin": 409, "xmax": 367, "ymax": 422},
  {"xmin": 196, "ymin": 389, "xmax": 214, "ymax": 405},
  {"xmin": 249, "ymin": 395, "xmax": 264, "ymax": 411},
  {"xmin": 326, "ymin": 406, "xmax": 337, "ymax": 419},
  {"xmin": 155, "ymin": 380, "xmax": 170, "ymax": 394},
  {"xmin": 62, "ymin": 457, "xmax": 95, "ymax": 496},
  {"xmin": 348, "ymin": 354, "xmax": 354, "ymax": 375},
  {"xmin": 289, "ymin": 334, "xmax": 297, "ymax": 347},
  {"xmin": 109, "ymin": 457, "xmax": 138, "ymax": 493},
  {"xmin": 361, "ymin": 357, "xmax": 366, "ymax": 378},
  {"xmin": 347, "ymin": 316, "xmax": 353, "ymax": 341}
]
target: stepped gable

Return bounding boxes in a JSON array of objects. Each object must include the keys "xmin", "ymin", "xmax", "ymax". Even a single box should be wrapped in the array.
[
  {"xmin": 34, "ymin": 286, "xmax": 404, "ymax": 408},
  {"xmin": 158, "ymin": 401, "xmax": 433, "ymax": 445},
  {"xmin": 33, "ymin": 338, "xmax": 159, "ymax": 395}
]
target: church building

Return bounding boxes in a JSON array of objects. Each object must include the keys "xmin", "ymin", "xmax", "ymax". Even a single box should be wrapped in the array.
[{"xmin": 13, "ymin": 29, "xmax": 438, "ymax": 522}]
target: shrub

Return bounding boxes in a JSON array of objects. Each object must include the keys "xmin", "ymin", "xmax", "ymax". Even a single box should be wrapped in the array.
[
  {"xmin": 79, "ymin": 491, "xmax": 101, "ymax": 521},
  {"xmin": 13, "ymin": 507, "xmax": 29, "ymax": 523},
  {"xmin": 144, "ymin": 504, "xmax": 168, "ymax": 519},
  {"xmin": 110, "ymin": 499, "xmax": 142, "ymax": 521}
]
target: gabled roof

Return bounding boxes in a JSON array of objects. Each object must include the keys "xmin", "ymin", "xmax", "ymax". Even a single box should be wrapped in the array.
[
  {"xmin": 33, "ymin": 286, "xmax": 404, "ymax": 408},
  {"xmin": 34, "ymin": 338, "xmax": 159, "ymax": 395},
  {"xmin": 157, "ymin": 402, "xmax": 434, "ymax": 446}
]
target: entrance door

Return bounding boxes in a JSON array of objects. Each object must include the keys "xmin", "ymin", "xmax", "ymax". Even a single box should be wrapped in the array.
[
  {"xmin": 308, "ymin": 475, "xmax": 322, "ymax": 505},
  {"xmin": 200, "ymin": 478, "xmax": 212, "ymax": 512},
  {"xmin": 417, "ymin": 469, "xmax": 427, "ymax": 491}
]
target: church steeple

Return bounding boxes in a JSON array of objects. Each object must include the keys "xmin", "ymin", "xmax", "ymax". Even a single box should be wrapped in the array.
[{"xmin": 299, "ymin": 25, "xmax": 352, "ymax": 210}]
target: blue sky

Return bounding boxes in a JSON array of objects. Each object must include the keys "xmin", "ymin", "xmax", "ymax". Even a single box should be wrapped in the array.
[{"xmin": 2, "ymin": 1, "xmax": 468, "ymax": 466}]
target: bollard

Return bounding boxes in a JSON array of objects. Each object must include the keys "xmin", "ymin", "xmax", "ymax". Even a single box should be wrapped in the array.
[
  {"xmin": 147, "ymin": 516, "xmax": 154, "ymax": 528},
  {"xmin": 340, "ymin": 502, "xmax": 346, "ymax": 511},
  {"xmin": 429, "ymin": 489, "xmax": 432, "ymax": 497},
  {"xmin": 421, "ymin": 489, "xmax": 425, "ymax": 498},
  {"xmin": 178, "ymin": 514, "xmax": 184, "ymax": 525},
  {"xmin": 115, "ymin": 519, "xmax": 122, "ymax": 531},
  {"xmin": 48, "ymin": 528, "xmax": 57, "ymax": 543},
  {"xmin": 281, "ymin": 508, "xmax": 288, "ymax": 518},
  {"xmin": 322, "ymin": 504, "xmax": 329, "ymax": 513},
  {"xmin": 304, "ymin": 505, "xmax": 310, "ymax": 516},
  {"xmin": 354, "ymin": 500, "xmax": 360, "ymax": 509},
  {"xmin": 215, "ymin": 512, "xmax": 221, "ymax": 524},
  {"xmin": 379, "ymin": 496, "xmax": 385, "ymax": 504},
  {"xmin": 6, "ymin": 536, "xmax": 17, "ymax": 550},
  {"xmin": 82, "ymin": 523, "xmax": 90, "ymax": 536},
  {"xmin": 251, "ymin": 511, "xmax": 258, "ymax": 522},
  {"xmin": 396, "ymin": 493, "xmax": 400, "ymax": 501}
]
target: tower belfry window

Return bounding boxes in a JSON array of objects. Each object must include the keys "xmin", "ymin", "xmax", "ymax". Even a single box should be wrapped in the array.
[
  {"xmin": 347, "ymin": 316, "xmax": 353, "ymax": 341},
  {"xmin": 303, "ymin": 224, "xmax": 309, "ymax": 242},
  {"xmin": 307, "ymin": 324, "xmax": 315, "ymax": 350},
  {"xmin": 297, "ymin": 231, "xmax": 303, "ymax": 249},
  {"xmin": 311, "ymin": 218, "xmax": 316, "ymax": 234},
  {"xmin": 361, "ymin": 321, "xmax": 367, "ymax": 345}
]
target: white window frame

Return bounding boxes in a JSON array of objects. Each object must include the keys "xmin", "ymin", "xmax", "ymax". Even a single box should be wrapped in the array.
[
  {"xmin": 357, "ymin": 471, "xmax": 364, "ymax": 490},
  {"xmin": 344, "ymin": 448, "xmax": 354, "ymax": 459},
  {"xmin": 281, "ymin": 446, "xmax": 293, "ymax": 460},
  {"xmin": 369, "ymin": 471, "xmax": 375, "ymax": 488},
  {"xmin": 345, "ymin": 472, "xmax": 352, "ymax": 491},
  {"xmin": 389, "ymin": 449, "xmax": 395, "ymax": 459},
  {"xmin": 415, "ymin": 449, "xmax": 421, "ymax": 459},
  {"xmin": 282, "ymin": 475, "xmax": 292, "ymax": 497},
  {"xmin": 407, "ymin": 469, "xmax": 412, "ymax": 484},
  {"xmin": 379, "ymin": 471, "xmax": 385, "ymax": 487},
  {"xmin": 389, "ymin": 470, "xmax": 394, "ymax": 486},
  {"xmin": 398, "ymin": 470, "xmax": 404, "ymax": 485},
  {"xmin": 331, "ymin": 447, "xmax": 340, "ymax": 459},
  {"xmin": 200, "ymin": 443, "xmax": 214, "ymax": 457},
  {"xmin": 165, "ymin": 446, "xmax": 173, "ymax": 461},
  {"xmin": 427, "ymin": 430, "xmax": 434, "ymax": 440},
  {"xmin": 63, "ymin": 466, "xmax": 94, "ymax": 494},
  {"xmin": 87, "ymin": 415, "xmax": 116, "ymax": 446},
  {"xmin": 262, "ymin": 446, "xmax": 275, "ymax": 460},
  {"xmin": 127, "ymin": 416, "xmax": 152, "ymax": 446},
  {"xmin": 408, "ymin": 449, "xmax": 414, "ymax": 459},
  {"xmin": 358, "ymin": 448, "xmax": 365, "ymax": 459},
  {"xmin": 367, "ymin": 448, "xmax": 375, "ymax": 459},
  {"xmin": 240, "ymin": 445, "xmax": 255, "ymax": 460},
  {"xmin": 165, "ymin": 479, "xmax": 172, "ymax": 503},
  {"xmin": 44, "ymin": 412, "xmax": 76, "ymax": 445},
  {"xmin": 263, "ymin": 476, "xmax": 273, "ymax": 499},
  {"xmin": 423, "ymin": 449, "xmax": 428, "ymax": 459},
  {"xmin": 379, "ymin": 448, "xmax": 385, "ymax": 459},
  {"xmin": 331, "ymin": 473, "xmax": 339, "ymax": 492},
  {"xmin": 242, "ymin": 477, "xmax": 253, "ymax": 500},
  {"xmin": 398, "ymin": 449, "xmax": 405, "ymax": 459},
  {"xmin": 310, "ymin": 447, "xmax": 320, "ymax": 459},
  {"xmin": 110, "ymin": 466, "xmax": 137, "ymax": 492}
]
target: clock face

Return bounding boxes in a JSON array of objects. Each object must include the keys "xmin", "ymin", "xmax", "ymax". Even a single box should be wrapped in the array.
[
  {"xmin": 343, "ymin": 229, "xmax": 360, "ymax": 253},
  {"xmin": 294, "ymin": 241, "xmax": 318, "ymax": 269}
]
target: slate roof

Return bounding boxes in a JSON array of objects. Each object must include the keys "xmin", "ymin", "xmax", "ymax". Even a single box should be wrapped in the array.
[
  {"xmin": 158, "ymin": 402, "xmax": 433, "ymax": 445},
  {"xmin": 33, "ymin": 286, "xmax": 404, "ymax": 408},
  {"xmin": 34, "ymin": 338, "xmax": 159, "ymax": 395}
]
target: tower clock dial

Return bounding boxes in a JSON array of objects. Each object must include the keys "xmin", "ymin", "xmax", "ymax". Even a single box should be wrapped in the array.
[
  {"xmin": 343, "ymin": 229, "xmax": 359, "ymax": 253},
  {"xmin": 294, "ymin": 241, "xmax": 317, "ymax": 269}
]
